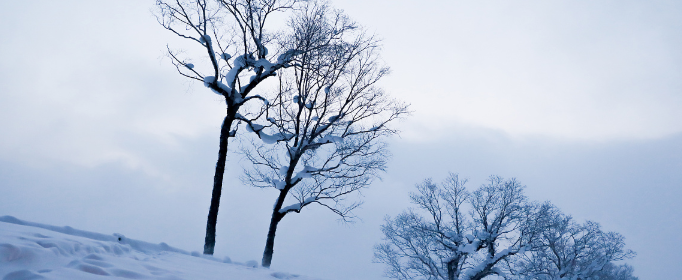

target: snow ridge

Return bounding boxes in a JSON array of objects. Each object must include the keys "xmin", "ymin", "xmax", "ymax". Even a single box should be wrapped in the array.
[{"xmin": 0, "ymin": 216, "xmax": 321, "ymax": 280}]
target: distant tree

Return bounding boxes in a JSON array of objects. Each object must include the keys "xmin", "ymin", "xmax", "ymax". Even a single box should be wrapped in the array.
[
  {"xmin": 592, "ymin": 263, "xmax": 638, "ymax": 280},
  {"xmin": 374, "ymin": 174, "xmax": 545, "ymax": 280},
  {"xmin": 375, "ymin": 173, "xmax": 638, "ymax": 280},
  {"xmin": 508, "ymin": 204, "xmax": 636, "ymax": 280},
  {"xmin": 238, "ymin": 1, "xmax": 408, "ymax": 268},
  {"xmin": 154, "ymin": 0, "xmax": 307, "ymax": 255}
]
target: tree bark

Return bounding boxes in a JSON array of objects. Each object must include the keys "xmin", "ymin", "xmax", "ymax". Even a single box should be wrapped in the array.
[
  {"xmin": 261, "ymin": 211, "xmax": 284, "ymax": 268},
  {"xmin": 447, "ymin": 258, "xmax": 459, "ymax": 280},
  {"xmin": 203, "ymin": 114, "xmax": 234, "ymax": 255},
  {"xmin": 262, "ymin": 190, "xmax": 288, "ymax": 268}
]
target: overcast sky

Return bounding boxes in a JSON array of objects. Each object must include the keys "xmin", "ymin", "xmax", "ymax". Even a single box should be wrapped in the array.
[{"xmin": 1, "ymin": 1, "xmax": 681, "ymax": 279}]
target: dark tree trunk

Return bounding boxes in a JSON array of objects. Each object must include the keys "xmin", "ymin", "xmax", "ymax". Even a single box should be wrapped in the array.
[
  {"xmin": 261, "ymin": 211, "xmax": 284, "ymax": 268},
  {"xmin": 203, "ymin": 114, "xmax": 234, "ymax": 255},
  {"xmin": 262, "ymin": 190, "xmax": 288, "ymax": 268},
  {"xmin": 447, "ymin": 258, "xmax": 459, "ymax": 280}
]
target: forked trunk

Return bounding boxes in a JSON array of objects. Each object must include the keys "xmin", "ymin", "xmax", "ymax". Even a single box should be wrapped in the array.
[{"xmin": 203, "ymin": 115, "xmax": 234, "ymax": 255}]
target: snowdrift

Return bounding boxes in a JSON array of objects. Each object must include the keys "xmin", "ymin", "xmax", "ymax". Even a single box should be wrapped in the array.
[{"xmin": 0, "ymin": 216, "xmax": 320, "ymax": 280}]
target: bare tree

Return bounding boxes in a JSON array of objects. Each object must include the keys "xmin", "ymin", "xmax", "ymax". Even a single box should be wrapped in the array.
[
  {"xmin": 238, "ymin": 1, "xmax": 408, "ymax": 268},
  {"xmin": 508, "ymin": 204, "xmax": 636, "ymax": 280},
  {"xmin": 592, "ymin": 263, "xmax": 639, "ymax": 280},
  {"xmin": 154, "ymin": 0, "xmax": 306, "ymax": 255},
  {"xmin": 376, "ymin": 173, "xmax": 638, "ymax": 280},
  {"xmin": 374, "ymin": 174, "xmax": 545, "ymax": 280}
]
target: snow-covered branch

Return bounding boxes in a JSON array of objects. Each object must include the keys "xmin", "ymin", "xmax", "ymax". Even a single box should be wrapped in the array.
[
  {"xmin": 154, "ymin": 0, "xmax": 311, "ymax": 256},
  {"xmin": 376, "ymin": 174, "xmax": 638, "ymax": 280},
  {"xmin": 376, "ymin": 174, "xmax": 572, "ymax": 280},
  {"xmin": 237, "ymin": 1, "xmax": 408, "ymax": 268}
]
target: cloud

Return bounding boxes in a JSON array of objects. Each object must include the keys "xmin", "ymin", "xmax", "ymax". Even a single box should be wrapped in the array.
[
  {"xmin": 0, "ymin": 1, "xmax": 225, "ymax": 172},
  {"xmin": 1, "ymin": 1, "xmax": 681, "ymax": 279},
  {"xmin": 337, "ymin": 0, "xmax": 682, "ymax": 140}
]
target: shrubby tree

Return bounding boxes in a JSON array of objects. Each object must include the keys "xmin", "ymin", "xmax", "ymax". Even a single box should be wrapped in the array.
[
  {"xmin": 375, "ymin": 174, "xmax": 637, "ymax": 280},
  {"xmin": 375, "ymin": 174, "xmax": 545, "ymax": 280},
  {"xmin": 508, "ymin": 204, "xmax": 637, "ymax": 280},
  {"xmin": 239, "ymin": 1, "xmax": 408, "ymax": 268},
  {"xmin": 155, "ymin": 0, "xmax": 308, "ymax": 255}
]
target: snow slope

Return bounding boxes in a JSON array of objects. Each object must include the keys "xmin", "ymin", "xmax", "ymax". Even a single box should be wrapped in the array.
[{"xmin": 0, "ymin": 216, "xmax": 320, "ymax": 280}]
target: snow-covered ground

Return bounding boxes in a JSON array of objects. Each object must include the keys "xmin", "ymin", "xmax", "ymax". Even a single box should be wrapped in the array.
[{"xmin": 0, "ymin": 216, "xmax": 319, "ymax": 280}]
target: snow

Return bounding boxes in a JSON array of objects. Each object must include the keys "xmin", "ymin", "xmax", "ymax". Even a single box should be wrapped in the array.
[
  {"xmin": 200, "ymin": 35, "xmax": 211, "ymax": 45},
  {"xmin": 272, "ymin": 179, "xmax": 286, "ymax": 190},
  {"xmin": 233, "ymin": 55, "xmax": 247, "ymax": 69},
  {"xmin": 279, "ymin": 197, "xmax": 317, "ymax": 214},
  {"xmin": 246, "ymin": 124, "xmax": 293, "ymax": 144},
  {"xmin": 279, "ymin": 166, "xmax": 289, "ymax": 176},
  {"xmin": 316, "ymin": 135, "xmax": 343, "ymax": 145},
  {"xmin": 305, "ymin": 101, "xmax": 315, "ymax": 110},
  {"xmin": 245, "ymin": 260, "xmax": 259, "ymax": 268},
  {"xmin": 279, "ymin": 203, "xmax": 301, "ymax": 213},
  {"xmin": 276, "ymin": 49, "xmax": 304, "ymax": 64},
  {"xmin": 459, "ymin": 240, "xmax": 479, "ymax": 254},
  {"xmin": 246, "ymin": 123, "xmax": 265, "ymax": 133},
  {"xmin": 258, "ymin": 131, "xmax": 292, "ymax": 145},
  {"xmin": 203, "ymin": 76, "xmax": 232, "ymax": 96},
  {"xmin": 0, "ymin": 216, "xmax": 321, "ymax": 280},
  {"xmin": 254, "ymin": 59, "xmax": 275, "ymax": 73},
  {"xmin": 327, "ymin": 114, "xmax": 343, "ymax": 122},
  {"xmin": 292, "ymin": 166, "xmax": 318, "ymax": 182},
  {"xmin": 491, "ymin": 267, "xmax": 505, "ymax": 277},
  {"xmin": 203, "ymin": 76, "xmax": 216, "ymax": 87},
  {"xmin": 224, "ymin": 55, "xmax": 247, "ymax": 88},
  {"xmin": 491, "ymin": 248, "xmax": 510, "ymax": 262}
]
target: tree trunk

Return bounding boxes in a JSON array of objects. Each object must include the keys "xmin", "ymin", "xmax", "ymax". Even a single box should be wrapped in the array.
[
  {"xmin": 203, "ymin": 115, "xmax": 234, "ymax": 255},
  {"xmin": 262, "ymin": 190, "xmax": 288, "ymax": 268},
  {"xmin": 261, "ymin": 211, "xmax": 284, "ymax": 268},
  {"xmin": 447, "ymin": 258, "xmax": 457, "ymax": 280}
]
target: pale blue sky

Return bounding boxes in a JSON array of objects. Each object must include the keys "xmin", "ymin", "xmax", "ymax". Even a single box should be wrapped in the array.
[{"xmin": 1, "ymin": 1, "xmax": 681, "ymax": 279}]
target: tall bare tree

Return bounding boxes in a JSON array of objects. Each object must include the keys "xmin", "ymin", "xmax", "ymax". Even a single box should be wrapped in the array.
[
  {"xmin": 155, "ymin": 0, "xmax": 305, "ymax": 255},
  {"xmin": 239, "ymin": 1, "xmax": 408, "ymax": 268}
]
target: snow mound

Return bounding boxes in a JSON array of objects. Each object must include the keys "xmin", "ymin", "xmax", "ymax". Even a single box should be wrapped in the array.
[{"xmin": 0, "ymin": 216, "xmax": 321, "ymax": 280}]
